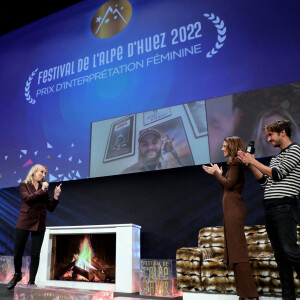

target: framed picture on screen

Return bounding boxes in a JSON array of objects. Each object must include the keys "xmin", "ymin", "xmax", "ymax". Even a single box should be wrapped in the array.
[
  {"xmin": 184, "ymin": 101, "xmax": 208, "ymax": 138},
  {"xmin": 143, "ymin": 108, "xmax": 171, "ymax": 126},
  {"xmin": 103, "ymin": 115, "xmax": 136, "ymax": 162}
]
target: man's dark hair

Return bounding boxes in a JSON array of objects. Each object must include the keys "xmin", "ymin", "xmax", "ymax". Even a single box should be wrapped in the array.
[{"xmin": 264, "ymin": 120, "xmax": 292, "ymax": 137}]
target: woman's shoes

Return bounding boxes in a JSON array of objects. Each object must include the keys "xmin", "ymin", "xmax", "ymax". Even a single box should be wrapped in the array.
[{"xmin": 6, "ymin": 273, "xmax": 22, "ymax": 290}]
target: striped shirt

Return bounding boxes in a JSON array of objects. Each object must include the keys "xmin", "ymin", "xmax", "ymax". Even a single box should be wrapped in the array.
[{"xmin": 258, "ymin": 143, "xmax": 300, "ymax": 202}]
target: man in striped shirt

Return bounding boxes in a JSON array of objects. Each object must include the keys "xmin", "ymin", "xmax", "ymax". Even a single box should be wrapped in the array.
[{"xmin": 238, "ymin": 120, "xmax": 300, "ymax": 300}]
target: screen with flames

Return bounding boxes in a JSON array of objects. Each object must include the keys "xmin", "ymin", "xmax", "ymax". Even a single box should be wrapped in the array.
[{"xmin": 50, "ymin": 234, "xmax": 116, "ymax": 283}]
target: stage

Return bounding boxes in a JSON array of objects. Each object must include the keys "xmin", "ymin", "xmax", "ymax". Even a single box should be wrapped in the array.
[{"xmin": 0, "ymin": 284, "xmax": 289, "ymax": 300}]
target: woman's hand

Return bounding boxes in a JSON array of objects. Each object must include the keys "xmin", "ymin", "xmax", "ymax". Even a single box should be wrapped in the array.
[
  {"xmin": 54, "ymin": 183, "xmax": 62, "ymax": 200},
  {"xmin": 42, "ymin": 181, "xmax": 49, "ymax": 191},
  {"xmin": 202, "ymin": 163, "xmax": 223, "ymax": 175}
]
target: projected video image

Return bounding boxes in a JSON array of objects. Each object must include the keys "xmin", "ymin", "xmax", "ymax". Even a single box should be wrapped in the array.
[
  {"xmin": 90, "ymin": 101, "xmax": 209, "ymax": 178},
  {"xmin": 122, "ymin": 117, "xmax": 193, "ymax": 174},
  {"xmin": 206, "ymin": 81, "xmax": 300, "ymax": 163}
]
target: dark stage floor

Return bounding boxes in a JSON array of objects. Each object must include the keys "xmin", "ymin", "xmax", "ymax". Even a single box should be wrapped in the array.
[
  {"xmin": 0, "ymin": 284, "xmax": 14, "ymax": 300},
  {"xmin": 0, "ymin": 283, "xmax": 183, "ymax": 300}
]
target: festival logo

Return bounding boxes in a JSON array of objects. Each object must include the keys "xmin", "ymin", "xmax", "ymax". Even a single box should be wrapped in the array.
[
  {"xmin": 24, "ymin": 1, "xmax": 227, "ymax": 105},
  {"xmin": 91, "ymin": 0, "xmax": 132, "ymax": 39}
]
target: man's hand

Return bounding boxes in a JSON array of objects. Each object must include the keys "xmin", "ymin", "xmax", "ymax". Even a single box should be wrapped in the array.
[
  {"xmin": 238, "ymin": 150, "xmax": 271, "ymax": 179},
  {"xmin": 238, "ymin": 150, "xmax": 255, "ymax": 165}
]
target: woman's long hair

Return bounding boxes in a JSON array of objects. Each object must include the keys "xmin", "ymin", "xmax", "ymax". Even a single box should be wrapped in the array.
[
  {"xmin": 224, "ymin": 136, "xmax": 246, "ymax": 165},
  {"xmin": 25, "ymin": 164, "xmax": 47, "ymax": 184}
]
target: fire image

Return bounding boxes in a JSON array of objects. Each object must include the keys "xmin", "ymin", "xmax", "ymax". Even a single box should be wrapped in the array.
[{"xmin": 51, "ymin": 234, "xmax": 115, "ymax": 283}]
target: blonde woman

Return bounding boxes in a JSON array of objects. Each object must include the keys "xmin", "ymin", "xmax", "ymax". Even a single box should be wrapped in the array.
[
  {"xmin": 7, "ymin": 164, "xmax": 62, "ymax": 290},
  {"xmin": 203, "ymin": 136, "xmax": 258, "ymax": 300}
]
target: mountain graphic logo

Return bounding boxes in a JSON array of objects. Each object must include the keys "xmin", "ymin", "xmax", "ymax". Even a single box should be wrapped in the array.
[{"xmin": 91, "ymin": 0, "xmax": 132, "ymax": 39}]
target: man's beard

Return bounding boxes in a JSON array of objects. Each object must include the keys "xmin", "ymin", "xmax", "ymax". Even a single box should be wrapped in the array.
[
  {"xmin": 140, "ymin": 149, "xmax": 161, "ymax": 165},
  {"xmin": 271, "ymin": 140, "xmax": 280, "ymax": 148}
]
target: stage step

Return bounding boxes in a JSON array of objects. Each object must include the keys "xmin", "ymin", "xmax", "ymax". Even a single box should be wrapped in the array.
[
  {"xmin": 183, "ymin": 291, "xmax": 284, "ymax": 300},
  {"xmin": 14, "ymin": 284, "xmax": 113, "ymax": 300}
]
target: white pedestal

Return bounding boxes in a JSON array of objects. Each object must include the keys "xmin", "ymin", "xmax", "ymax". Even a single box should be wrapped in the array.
[{"xmin": 36, "ymin": 224, "xmax": 141, "ymax": 293}]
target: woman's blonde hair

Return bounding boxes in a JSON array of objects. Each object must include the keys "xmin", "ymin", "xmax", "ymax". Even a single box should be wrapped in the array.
[
  {"xmin": 25, "ymin": 164, "xmax": 47, "ymax": 184},
  {"xmin": 224, "ymin": 136, "xmax": 246, "ymax": 165}
]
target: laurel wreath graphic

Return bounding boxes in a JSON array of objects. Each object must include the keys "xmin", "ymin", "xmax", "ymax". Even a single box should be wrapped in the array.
[
  {"xmin": 24, "ymin": 68, "xmax": 38, "ymax": 104},
  {"xmin": 203, "ymin": 13, "xmax": 227, "ymax": 58}
]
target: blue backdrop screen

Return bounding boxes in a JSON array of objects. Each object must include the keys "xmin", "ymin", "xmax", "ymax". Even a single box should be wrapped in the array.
[{"xmin": 1, "ymin": 0, "xmax": 300, "ymax": 188}]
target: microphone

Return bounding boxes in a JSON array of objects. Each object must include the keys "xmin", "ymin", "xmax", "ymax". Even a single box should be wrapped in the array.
[
  {"xmin": 245, "ymin": 141, "xmax": 255, "ymax": 167},
  {"xmin": 246, "ymin": 141, "xmax": 255, "ymax": 154},
  {"xmin": 41, "ymin": 177, "xmax": 48, "ymax": 191}
]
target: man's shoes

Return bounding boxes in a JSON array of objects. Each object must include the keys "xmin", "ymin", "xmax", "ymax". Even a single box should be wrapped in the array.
[
  {"xmin": 239, "ymin": 298, "xmax": 259, "ymax": 300},
  {"xmin": 6, "ymin": 273, "xmax": 22, "ymax": 290},
  {"xmin": 28, "ymin": 280, "xmax": 35, "ymax": 285}
]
